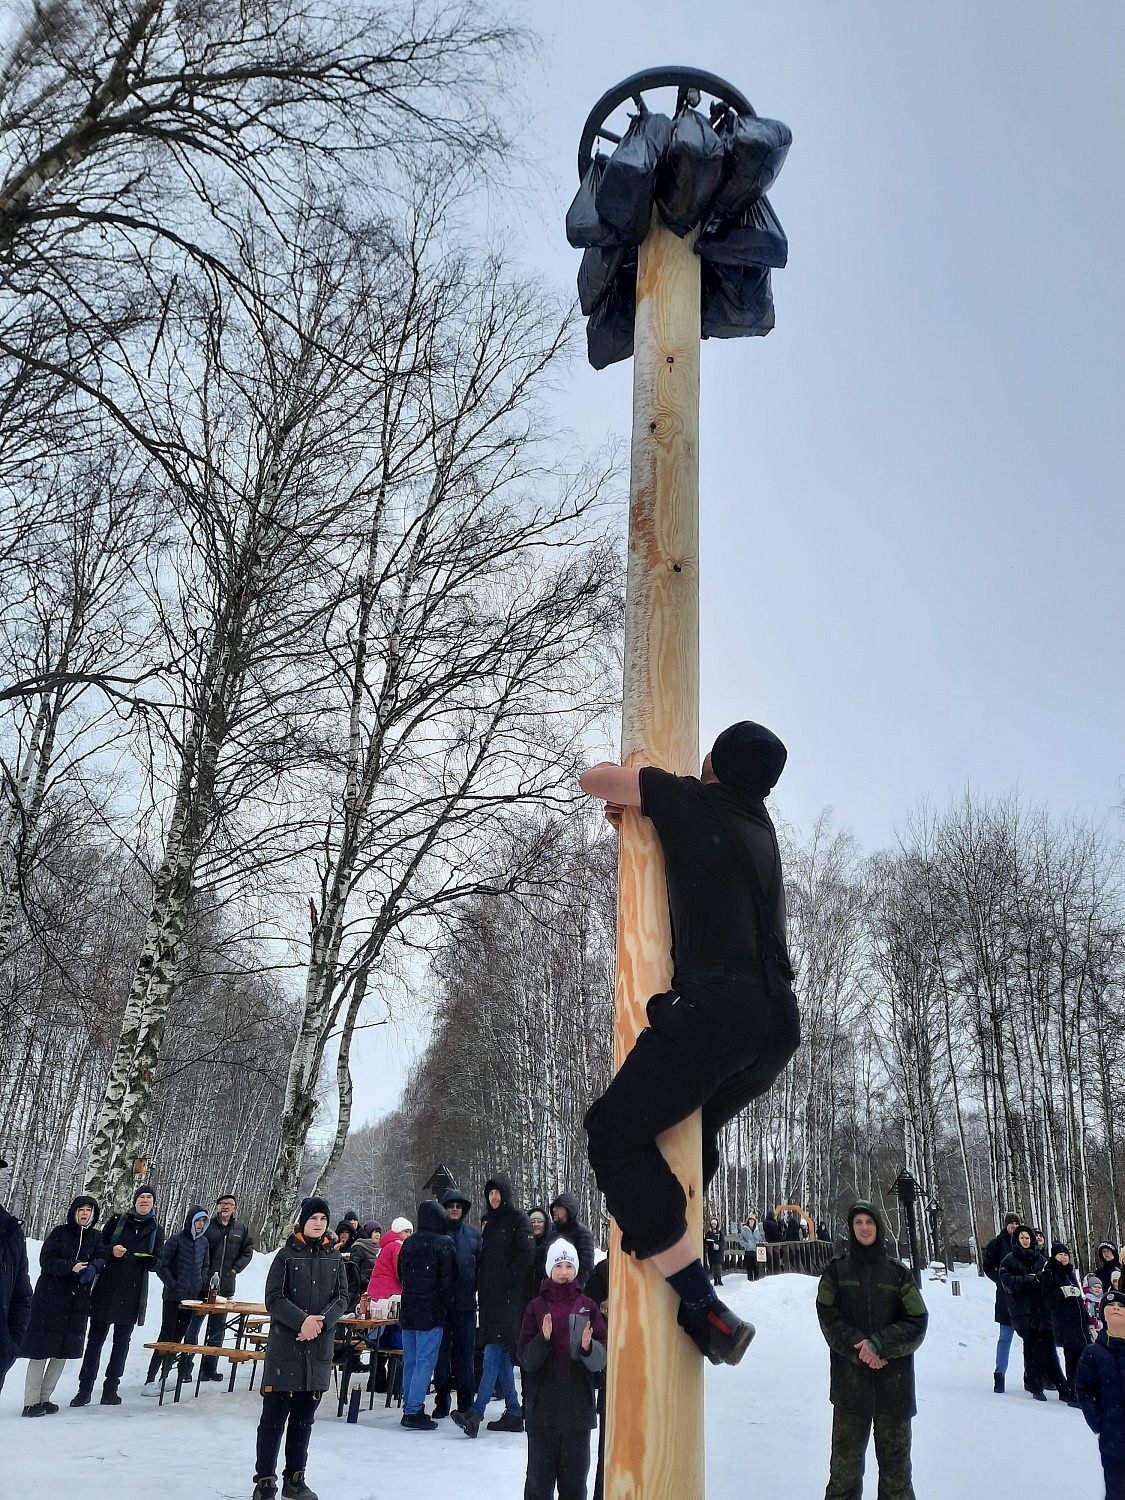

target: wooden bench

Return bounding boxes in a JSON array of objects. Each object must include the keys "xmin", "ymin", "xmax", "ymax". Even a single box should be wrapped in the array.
[{"xmin": 144, "ymin": 1341, "xmax": 264, "ymax": 1403}]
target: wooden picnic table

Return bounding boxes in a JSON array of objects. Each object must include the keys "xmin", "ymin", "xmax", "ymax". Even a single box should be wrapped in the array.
[
  {"xmin": 333, "ymin": 1315, "xmax": 399, "ymax": 1416},
  {"xmin": 179, "ymin": 1299, "xmax": 269, "ymax": 1394}
]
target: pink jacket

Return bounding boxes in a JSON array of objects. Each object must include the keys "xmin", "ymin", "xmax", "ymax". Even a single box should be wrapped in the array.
[{"xmin": 366, "ymin": 1230, "xmax": 405, "ymax": 1300}]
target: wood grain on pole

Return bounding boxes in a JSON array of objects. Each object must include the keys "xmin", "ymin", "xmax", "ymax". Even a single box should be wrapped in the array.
[{"xmin": 605, "ymin": 210, "xmax": 703, "ymax": 1500}]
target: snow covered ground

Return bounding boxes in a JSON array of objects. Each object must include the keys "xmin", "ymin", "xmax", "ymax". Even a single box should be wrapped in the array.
[{"xmin": 3, "ymin": 1248, "xmax": 1102, "ymax": 1497}]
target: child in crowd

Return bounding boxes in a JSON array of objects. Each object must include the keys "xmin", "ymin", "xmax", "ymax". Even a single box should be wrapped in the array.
[
  {"xmin": 1087, "ymin": 1275, "xmax": 1107, "ymax": 1336},
  {"xmin": 1077, "ymin": 1287, "xmax": 1125, "ymax": 1500},
  {"xmin": 518, "ymin": 1239, "xmax": 607, "ymax": 1500}
]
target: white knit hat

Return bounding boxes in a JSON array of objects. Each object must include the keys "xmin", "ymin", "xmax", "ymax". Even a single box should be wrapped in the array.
[
  {"xmin": 546, "ymin": 1239, "xmax": 578, "ymax": 1275},
  {"xmin": 390, "ymin": 1216, "xmax": 413, "ymax": 1234}
]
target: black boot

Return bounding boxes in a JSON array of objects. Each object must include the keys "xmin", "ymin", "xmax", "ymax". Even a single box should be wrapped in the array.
[
  {"xmin": 401, "ymin": 1411, "xmax": 438, "ymax": 1430},
  {"xmin": 486, "ymin": 1411, "xmax": 524, "ymax": 1432},
  {"xmin": 1032, "ymin": 1389, "xmax": 1048, "ymax": 1402},
  {"xmin": 100, "ymin": 1380, "xmax": 122, "ymax": 1405},
  {"xmin": 993, "ymin": 1371, "xmax": 1004, "ymax": 1393},
  {"xmin": 42, "ymin": 1401, "xmax": 60, "ymax": 1414},
  {"xmin": 21, "ymin": 1404, "xmax": 45, "ymax": 1417},
  {"xmin": 676, "ymin": 1299, "xmax": 756, "ymax": 1366},
  {"xmin": 252, "ymin": 1478, "xmax": 278, "ymax": 1500},
  {"xmin": 281, "ymin": 1472, "xmax": 317, "ymax": 1500},
  {"xmin": 451, "ymin": 1409, "xmax": 481, "ymax": 1438},
  {"xmin": 70, "ymin": 1389, "xmax": 92, "ymax": 1408}
]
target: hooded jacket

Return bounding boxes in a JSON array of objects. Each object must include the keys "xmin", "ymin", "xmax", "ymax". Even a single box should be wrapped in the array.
[
  {"xmin": 477, "ymin": 1172, "xmax": 534, "ymax": 1345},
  {"xmin": 816, "ymin": 1202, "xmax": 928, "ymax": 1419},
  {"xmin": 518, "ymin": 1275, "xmax": 607, "ymax": 1432},
  {"xmin": 1077, "ymin": 1331, "xmax": 1125, "ymax": 1465},
  {"xmin": 365, "ymin": 1229, "xmax": 406, "ymax": 1302},
  {"xmin": 762, "ymin": 1213, "xmax": 782, "ymax": 1243},
  {"xmin": 20, "ymin": 1196, "xmax": 107, "ymax": 1361},
  {"xmin": 547, "ymin": 1192, "xmax": 596, "ymax": 1289},
  {"xmin": 999, "ymin": 1227, "xmax": 1048, "ymax": 1335},
  {"xmin": 0, "ymin": 1204, "xmax": 33, "ymax": 1377},
  {"xmin": 982, "ymin": 1220, "xmax": 1019, "ymax": 1325},
  {"xmin": 1095, "ymin": 1241, "xmax": 1122, "ymax": 1290},
  {"xmin": 739, "ymin": 1220, "xmax": 763, "ymax": 1252},
  {"xmin": 90, "ymin": 1192, "xmax": 165, "ymax": 1327},
  {"xmin": 204, "ymin": 1211, "xmax": 254, "ymax": 1297},
  {"xmin": 351, "ymin": 1232, "xmax": 382, "ymax": 1287},
  {"xmin": 442, "ymin": 1188, "xmax": 482, "ymax": 1316},
  {"xmin": 263, "ymin": 1228, "xmax": 349, "ymax": 1392},
  {"xmin": 1040, "ymin": 1246, "xmax": 1090, "ymax": 1350},
  {"xmin": 397, "ymin": 1200, "xmax": 457, "ymax": 1332},
  {"xmin": 158, "ymin": 1206, "xmax": 212, "ymax": 1304}
]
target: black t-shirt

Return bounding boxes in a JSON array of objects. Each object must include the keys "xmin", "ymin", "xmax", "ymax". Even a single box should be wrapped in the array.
[{"xmin": 639, "ymin": 767, "xmax": 789, "ymax": 973}]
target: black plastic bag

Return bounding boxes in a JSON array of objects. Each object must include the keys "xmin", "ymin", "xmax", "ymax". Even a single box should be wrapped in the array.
[
  {"xmin": 656, "ymin": 107, "xmax": 726, "ymax": 237},
  {"xmin": 586, "ymin": 259, "xmax": 636, "ymax": 369},
  {"xmin": 713, "ymin": 113, "xmax": 792, "ymax": 217},
  {"xmin": 697, "ymin": 195, "xmax": 788, "ymax": 269},
  {"xmin": 577, "ymin": 244, "xmax": 631, "ymax": 316},
  {"xmin": 566, "ymin": 154, "xmax": 625, "ymax": 249},
  {"xmin": 700, "ymin": 262, "xmax": 775, "ymax": 340},
  {"xmin": 595, "ymin": 104, "xmax": 674, "ymax": 244}
]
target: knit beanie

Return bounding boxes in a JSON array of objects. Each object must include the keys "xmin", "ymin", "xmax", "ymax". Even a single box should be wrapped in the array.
[
  {"xmin": 299, "ymin": 1197, "xmax": 331, "ymax": 1231},
  {"xmin": 1051, "ymin": 1241, "xmax": 1069, "ymax": 1258},
  {"xmin": 362, "ymin": 1221, "xmax": 382, "ymax": 1237},
  {"xmin": 710, "ymin": 721, "xmax": 787, "ymax": 797},
  {"xmin": 546, "ymin": 1239, "xmax": 579, "ymax": 1275},
  {"xmin": 132, "ymin": 1184, "xmax": 157, "ymax": 1209},
  {"xmin": 390, "ymin": 1216, "xmax": 413, "ymax": 1234}
]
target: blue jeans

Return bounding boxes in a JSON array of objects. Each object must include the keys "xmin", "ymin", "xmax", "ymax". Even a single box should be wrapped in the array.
[
  {"xmin": 995, "ymin": 1322, "xmax": 1014, "ymax": 1374},
  {"xmin": 401, "ymin": 1327, "xmax": 444, "ymax": 1416},
  {"xmin": 471, "ymin": 1341, "xmax": 520, "ymax": 1417}
]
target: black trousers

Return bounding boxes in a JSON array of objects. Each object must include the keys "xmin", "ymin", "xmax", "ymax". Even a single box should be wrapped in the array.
[
  {"xmin": 585, "ymin": 970, "xmax": 800, "ymax": 1258},
  {"xmin": 201, "ymin": 1310, "xmax": 232, "ymax": 1376},
  {"xmin": 256, "ymin": 1390, "xmax": 320, "ymax": 1479},
  {"xmin": 78, "ymin": 1320, "xmax": 135, "ymax": 1393},
  {"xmin": 435, "ymin": 1310, "xmax": 476, "ymax": 1411},
  {"xmin": 146, "ymin": 1304, "xmax": 202, "ymax": 1381},
  {"xmin": 525, "ymin": 1428, "xmax": 593, "ymax": 1500},
  {"xmin": 1105, "ymin": 1460, "xmax": 1125, "ymax": 1500}
]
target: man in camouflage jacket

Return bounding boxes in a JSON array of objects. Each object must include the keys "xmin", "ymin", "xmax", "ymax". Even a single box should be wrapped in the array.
[{"xmin": 816, "ymin": 1201, "xmax": 928, "ymax": 1500}]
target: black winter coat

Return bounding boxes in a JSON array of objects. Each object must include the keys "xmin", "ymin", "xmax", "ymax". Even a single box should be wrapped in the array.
[
  {"xmin": 983, "ymin": 1227, "xmax": 1017, "ymax": 1324},
  {"xmin": 816, "ymin": 1204, "xmax": 928, "ymax": 1419},
  {"xmin": 547, "ymin": 1193, "xmax": 596, "ymax": 1289},
  {"xmin": 1040, "ymin": 1257, "xmax": 1090, "ymax": 1350},
  {"xmin": 762, "ymin": 1216, "xmax": 782, "ymax": 1243},
  {"xmin": 477, "ymin": 1173, "xmax": 534, "ymax": 1345},
  {"xmin": 158, "ymin": 1207, "xmax": 211, "ymax": 1304},
  {"xmin": 204, "ymin": 1215, "xmax": 254, "ymax": 1297},
  {"xmin": 398, "ymin": 1200, "xmax": 457, "ymax": 1332},
  {"xmin": 518, "ymin": 1278, "xmax": 607, "ymax": 1432},
  {"xmin": 442, "ymin": 1190, "xmax": 482, "ymax": 1317},
  {"xmin": 350, "ymin": 1236, "xmax": 380, "ymax": 1287},
  {"xmin": 262, "ymin": 1232, "xmax": 349, "ymax": 1392},
  {"xmin": 0, "ymin": 1205, "xmax": 33, "ymax": 1377},
  {"xmin": 703, "ymin": 1228, "xmax": 723, "ymax": 1265},
  {"xmin": 1077, "ymin": 1333, "xmax": 1125, "ymax": 1465},
  {"xmin": 1095, "ymin": 1243, "xmax": 1122, "ymax": 1290},
  {"xmin": 90, "ymin": 1210, "xmax": 164, "ymax": 1326},
  {"xmin": 784, "ymin": 1218, "xmax": 802, "ymax": 1242},
  {"xmin": 999, "ymin": 1240, "xmax": 1049, "ymax": 1335},
  {"xmin": 20, "ymin": 1197, "xmax": 107, "ymax": 1360}
]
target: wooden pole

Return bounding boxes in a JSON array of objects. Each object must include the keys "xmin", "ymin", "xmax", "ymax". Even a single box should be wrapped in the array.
[{"xmin": 605, "ymin": 210, "xmax": 703, "ymax": 1500}]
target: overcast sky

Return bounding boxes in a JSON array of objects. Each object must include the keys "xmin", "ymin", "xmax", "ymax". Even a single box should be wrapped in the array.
[{"xmin": 351, "ymin": 0, "xmax": 1125, "ymax": 1127}]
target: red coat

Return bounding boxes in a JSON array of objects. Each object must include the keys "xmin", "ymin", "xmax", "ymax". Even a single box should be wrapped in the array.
[{"xmin": 365, "ymin": 1230, "xmax": 405, "ymax": 1300}]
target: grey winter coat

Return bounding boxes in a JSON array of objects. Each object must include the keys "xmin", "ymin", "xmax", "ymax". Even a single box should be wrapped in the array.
[
  {"xmin": 204, "ymin": 1215, "xmax": 254, "ymax": 1297},
  {"xmin": 739, "ymin": 1222, "xmax": 763, "ymax": 1252},
  {"xmin": 262, "ymin": 1232, "xmax": 349, "ymax": 1392}
]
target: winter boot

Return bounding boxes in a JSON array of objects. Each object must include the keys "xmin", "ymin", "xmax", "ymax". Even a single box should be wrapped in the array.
[
  {"xmin": 400, "ymin": 1411, "xmax": 438, "ymax": 1430},
  {"xmin": 486, "ymin": 1411, "xmax": 524, "ymax": 1432},
  {"xmin": 431, "ymin": 1395, "xmax": 451, "ymax": 1418},
  {"xmin": 100, "ymin": 1380, "xmax": 122, "ymax": 1405},
  {"xmin": 41, "ymin": 1401, "xmax": 59, "ymax": 1414},
  {"xmin": 21, "ymin": 1404, "xmax": 45, "ymax": 1417},
  {"xmin": 1032, "ymin": 1389, "xmax": 1048, "ymax": 1402},
  {"xmin": 281, "ymin": 1471, "xmax": 317, "ymax": 1500},
  {"xmin": 993, "ymin": 1371, "xmax": 1004, "ymax": 1393},
  {"xmin": 252, "ymin": 1478, "xmax": 278, "ymax": 1500},
  {"xmin": 70, "ymin": 1389, "xmax": 92, "ymax": 1408},
  {"xmin": 451, "ymin": 1409, "xmax": 481, "ymax": 1438},
  {"xmin": 676, "ymin": 1299, "xmax": 756, "ymax": 1367}
]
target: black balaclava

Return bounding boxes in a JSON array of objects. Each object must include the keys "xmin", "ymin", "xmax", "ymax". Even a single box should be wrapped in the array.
[{"xmin": 710, "ymin": 721, "xmax": 787, "ymax": 797}]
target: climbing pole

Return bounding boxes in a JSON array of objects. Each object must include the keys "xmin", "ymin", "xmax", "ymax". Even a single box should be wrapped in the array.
[{"xmin": 567, "ymin": 67, "xmax": 791, "ymax": 1500}]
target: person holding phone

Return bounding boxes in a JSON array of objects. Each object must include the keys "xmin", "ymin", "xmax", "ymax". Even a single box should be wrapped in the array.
[{"xmin": 517, "ymin": 1240, "xmax": 607, "ymax": 1500}]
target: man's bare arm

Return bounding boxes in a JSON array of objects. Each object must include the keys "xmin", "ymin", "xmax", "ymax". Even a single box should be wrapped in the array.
[{"xmin": 579, "ymin": 763, "xmax": 643, "ymax": 831}]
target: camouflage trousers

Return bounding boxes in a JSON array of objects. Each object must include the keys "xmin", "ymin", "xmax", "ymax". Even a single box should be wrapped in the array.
[{"xmin": 824, "ymin": 1408, "xmax": 915, "ymax": 1500}]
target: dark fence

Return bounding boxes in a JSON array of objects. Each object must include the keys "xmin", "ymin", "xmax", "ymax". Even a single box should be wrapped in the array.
[{"xmin": 723, "ymin": 1238, "xmax": 838, "ymax": 1278}]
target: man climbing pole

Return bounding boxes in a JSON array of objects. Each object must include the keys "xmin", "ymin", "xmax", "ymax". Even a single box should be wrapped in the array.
[{"xmin": 581, "ymin": 719, "xmax": 801, "ymax": 1365}]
